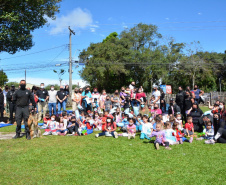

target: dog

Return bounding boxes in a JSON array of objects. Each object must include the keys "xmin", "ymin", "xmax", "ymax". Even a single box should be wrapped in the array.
[{"xmin": 28, "ymin": 106, "xmax": 41, "ymax": 139}]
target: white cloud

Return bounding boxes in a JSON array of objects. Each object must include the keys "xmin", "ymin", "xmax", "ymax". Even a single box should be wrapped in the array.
[
  {"xmin": 49, "ymin": 8, "xmax": 93, "ymax": 35},
  {"xmin": 165, "ymin": 18, "xmax": 170, "ymax": 20},
  {"xmin": 90, "ymin": 28, "xmax": 96, "ymax": 32},
  {"xmin": 198, "ymin": 12, "xmax": 202, "ymax": 15}
]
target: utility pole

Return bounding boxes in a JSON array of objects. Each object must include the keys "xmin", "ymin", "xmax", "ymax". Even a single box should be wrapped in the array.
[
  {"xmin": 25, "ymin": 69, "xmax": 26, "ymax": 82},
  {"xmin": 68, "ymin": 26, "xmax": 75, "ymax": 105}
]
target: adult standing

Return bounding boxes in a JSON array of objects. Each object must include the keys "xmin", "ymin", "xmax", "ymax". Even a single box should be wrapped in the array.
[
  {"xmin": 81, "ymin": 86, "xmax": 92, "ymax": 112},
  {"xmin": 36, "ymin": 83, "xmax": 49, "ymax": 121},
  {"xmin": 3, "ymin": 85, "xmax": 9, "ymax": 114},
  {"xmin": 187, "ymin": 103, "xmax": 203, "ymax": 132},
  {"xmin": 72, "ymin": 88, "xmax": 81, "ymax": 111},
  {"xmin": 152, "ymin": 85, "xmax": 161, "ymax": 108},
  {"xmin": 176, "ymin": 86, "xmax": 186, "ymax": 120},
  {"xmin": 56, "ymin": 86, "xmax": 67, "ymax": 114},
  {"xmin": 135, "ymin": 87, "xmax": 146, "ymax": 108},
  {"xmin": 100, "ymin": 89, "xmax": 107, "ymax": 110},
  {"xmin": 191, "ymin": 84, "xmax": 204, "ymax": 104},
  {"xmin": 0, "ymin": 88, "xmax": 5, "ymax": 119},
  {"xmin": 92, "ymin": 88, "xmax": 100, "ymax": 105},
  {"xmin": 48, "ymin": 85, "xmax": 57, "ymax": 116},
  {"xmin": 13, "ymin": 80, "xmax": 36, "ymax": 140},
  {"xmin": 111, "ymin": 89, "xmax": 121, "ymax": 109},
  {"xmin": 129, "ymin": 81, "xmax": 135, "ymax": 90},
  {"xmin": 168, "ymin": 98, "xmax": 181, "ymax": 116},
  {"xmin": 184, "ymin": 90, "xmax": 194, "ymax": 120},
  {"xmin": 64, "ymin": 85, "xmax": 69, "ymax": 104},
  {"xmin": 6, "ymin": 85, "xmax": 17, "ymax": 123}
]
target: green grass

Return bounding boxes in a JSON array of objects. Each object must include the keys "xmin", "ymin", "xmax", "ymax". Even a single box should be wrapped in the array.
[{"xmin": 0, "ymin": 106, "xmax": 225, "ymax": 185}]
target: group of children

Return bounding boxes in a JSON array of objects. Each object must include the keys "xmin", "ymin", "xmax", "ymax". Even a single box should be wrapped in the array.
[{"xmin": 40, "ymin": 107, "xmax": 216, "ymax": 150}]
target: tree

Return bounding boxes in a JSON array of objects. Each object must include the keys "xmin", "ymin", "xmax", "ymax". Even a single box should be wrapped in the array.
[
  {"xmin": 53, "ymin": 69, "xmax": 65, "ymax": 85},
  {"xmin": 0, "ymin": 70, "xmax": 8, "ymax": 86},
  {"xmin": 5, "ymin": 81, "xmax": 19, "ymax": 88},
  {"xmin": 0, "ymin": 0, "xmax": 62, "ymax": 54}
]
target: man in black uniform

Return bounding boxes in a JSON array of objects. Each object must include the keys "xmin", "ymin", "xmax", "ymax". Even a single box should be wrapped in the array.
[
  {"xmin": 13, "ymin": 80, "xmax": 36, "ymax": 140},
  {"xmin": 0, "ymin": 88, "xmax": 5, "ymax": 119},
  {"xmin": 175, "ymin": 86, "xmax": 186, "ymax": 121},
  {"xmin": 6, "ymin": 85, "xmax": 17, "ymax": 124}
]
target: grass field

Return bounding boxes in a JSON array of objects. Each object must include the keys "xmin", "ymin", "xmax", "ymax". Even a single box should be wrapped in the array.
[{"xmin": 0, "ymin": 106, "xmax": 225, "ymax": 185}]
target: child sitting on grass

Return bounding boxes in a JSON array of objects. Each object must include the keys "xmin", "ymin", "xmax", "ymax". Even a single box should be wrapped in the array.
[
  {"xmin": 149, "ymin": 123, "xmax": 171, "ymax": 150},
  {"xmin": 95, "ymin": 114, "xmax": 118, "ymax": 138},
  {"xmin": 175, "ymin": 113, "xmax": 183, "ymax": 131},
  {"xmin": 164, "ymin": 122, "xmax": 178, "ymax": 145},
  {"xmin": 172, "ymin": 122, "xmax": 188, "ymax": 144},
  {"xmin": 56, "ymin": 117, "xmax": 68, "ymax": 136},
  {"xmin": 196, "ymin": 120, "xmax": 214, "ymax": 141},
  {"xmin": 139, "ymin": 115, "xmax": 153, "ymax": 140},
  {"xmin": 127, "ymin": 118, "xmax": 136, "ymax": 139},
  {"xmin": 43, "ymin": 114, "xmax": 58, "ymax": 135},
  {"xmin": 184, "ymin": 116, "xmax": 194, "ymax": 143},
  {"xmin": 135, "ymin": 114, "xmax": 143, "ymax": 132},
  {"xmin": 43, "ymin": 113, "xmax": 51, "ymax": 125}
]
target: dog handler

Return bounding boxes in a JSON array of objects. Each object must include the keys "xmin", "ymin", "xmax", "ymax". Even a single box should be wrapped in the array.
[{"xmin": 13, "ymin": 80, "xmax": 36, "ymax": 140}]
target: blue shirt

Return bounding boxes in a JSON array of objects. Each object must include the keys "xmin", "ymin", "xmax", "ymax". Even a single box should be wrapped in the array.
[{"xmin": 81, "ymin": 91, "xmax": 92, "ymax": 99}]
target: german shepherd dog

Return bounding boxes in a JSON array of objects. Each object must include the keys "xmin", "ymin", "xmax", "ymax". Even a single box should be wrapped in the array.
[{"xmin": 28, "ymin": 106, "xmax": 41, "ymax": 139}]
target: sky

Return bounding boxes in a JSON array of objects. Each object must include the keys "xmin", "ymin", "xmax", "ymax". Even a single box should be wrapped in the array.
[{"xmin": 1, "ymin": 0, "xmax": 226, "ymax": 87}]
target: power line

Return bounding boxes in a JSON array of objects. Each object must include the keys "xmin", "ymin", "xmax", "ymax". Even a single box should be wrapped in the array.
[{"xmin": 0, "ymin": 44, "xmax": 67, "ymax": 61}]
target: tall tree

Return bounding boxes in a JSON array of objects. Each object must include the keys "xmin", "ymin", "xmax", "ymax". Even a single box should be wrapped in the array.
[
  {"xmin": 0, "ymin": 70, "xmax": 8, "ymax": 86},
  {"xmin": 0, "ymin": 0, "xmax": 62, "ymax": 54}
]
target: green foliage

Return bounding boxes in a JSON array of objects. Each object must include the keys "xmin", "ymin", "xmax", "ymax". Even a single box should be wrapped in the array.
[
  {"xmin": 0, "ymin": 118, "xmax": 225, "ymax": 184},
  {"xmin": 0, "ymin": 0, "xmax": 62, "ymax": 54},
  {"xmin": 45, "ymin": 84, "xmax": 60, "ymax": 90},
  {"xmin": 5, "ymin": 81, "xmax": 19, "ymax": 88},
  {"xmin": 80, "ymin": 25, "xmax": 226, "ymax": 93},
  {"xmin": 0, "ymin": 70, "xmax": 8, "ymax": 86}
]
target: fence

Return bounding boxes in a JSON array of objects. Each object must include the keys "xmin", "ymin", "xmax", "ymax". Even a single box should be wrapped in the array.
[{"xmin": 146, "ymin": 92, "xmax": 226, "ymax": 106}]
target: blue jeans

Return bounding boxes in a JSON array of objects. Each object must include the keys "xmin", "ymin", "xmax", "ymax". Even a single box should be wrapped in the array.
[
  {"xmin": 98, "ymin": 131, "xmax": 116, "ymax": 138},
  {"xmin": 48, "ymin": 103, "xmax": 56, "ymax": 116},
  {"xmin": 58, "ymin": 101, "xmax": 66, "ymax": 114}
]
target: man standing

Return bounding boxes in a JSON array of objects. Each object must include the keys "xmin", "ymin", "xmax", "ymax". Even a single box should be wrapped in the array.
[
  {"xmin": 152, "ymin": 85, "xmax": 161, "ymax": 107},
  {"xmin": 13, "ymin": 80, "xmax": 36, "ymax": 140},
  {"xmin": 56, "ymin": 86, "xmax": 67, "ymax": 114},
  {"xmin": 6, "ymin": 85, "xmax": 17, "ymax": 123},
  {"xmin": 48, "ymin": 85, "xmax": 57, "ymax": 116},
  {"xmin": 191, "ymin": 85, "xmax": 204, "ymax": 104},
  {"xmin": 168, "ymin": 98, "xmax": 181, "ymax": 116},
  {"xmin": 36, "ymin": 83, "xmax": 49, "ymax": 121},
  {"xmin": 0, "ymin": 88, "xmax": 5, "ymax": 119},
  {"xmin": 81, "ymin": 86, "xmax": 92, "ymax": 112},
  {"xmin": 176, "ymin": 86, "xmax": 186, "ymax": 120}
]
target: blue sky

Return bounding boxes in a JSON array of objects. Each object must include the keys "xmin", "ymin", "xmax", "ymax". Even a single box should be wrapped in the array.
[{"xmin": 1, "ymin": 0, "xmax": 226, "ymax": 87}]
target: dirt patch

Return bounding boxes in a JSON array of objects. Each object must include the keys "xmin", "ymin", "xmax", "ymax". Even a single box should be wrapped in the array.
[{"xmin": 0, "ymin": 132, "xmax": 26, "ymax": 140}]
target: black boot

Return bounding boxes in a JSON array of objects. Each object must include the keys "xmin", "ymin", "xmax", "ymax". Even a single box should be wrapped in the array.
[
  {"xmin": 26, "ymin": 132, "xmax": 31, "ymax": 140},
  {"xmin": 13, "ymin": 133, "xmax": 20, "ymax": 139}
]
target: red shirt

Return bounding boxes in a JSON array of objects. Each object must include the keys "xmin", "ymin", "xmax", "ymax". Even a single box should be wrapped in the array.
[
  {"xmin": 135, "ymin": 93, "xmax": 146, "ymax": 100},
  {"xmin": 43, "ymin": 117, "xmax": 51, "ymax": 124},
  {"xmin": 185, "ymin": 123, "xmax": 194, "ymax": 131},
  {"xmin": 105, "ymin": 122, "xmax": 116, "ymax": 131}
]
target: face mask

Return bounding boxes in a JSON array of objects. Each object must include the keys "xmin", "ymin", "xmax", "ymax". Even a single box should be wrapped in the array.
[
  {"xmin": 124, "ymin": 118, "xmax": 127, "ymax": 121},
  {"xmin": 79, "ymin": 91, "xmax": 82, "ymax": 93},
  {"xmin": 141, "ymin": 104, "xmax": 145, "ymax": 108},
  {"xmin": 71, "ymin": 121, "xmax": 76, "ymax": 123},
  {"xmin": 219, "ymin": 105, "xmax": 223, "ymax": 109},
  {"xmin": 51, "ymin": 88, "xmax": 54, "ymax": 91},
  {"xmin": 11, "ymin": 87, "xmax": 15, "ymax": 91},
  {"xmin": 193, "ymin": 108, "xmax": 197, "ymax": 111},
  {"xmin": 129, "ymin": 122, "xmax": 133, "ymax": 125},
  {"xmin": 74, "ymin": 91, "xmax": 78, "ymax": 93},
  {"xmin": 154, "ymin": 107, "xmax": 158, "ymax": 109},
  {"xmin": 138, "ymin": 118, "xmax": 141, "ymax": 121},
  {"xmin": 177, "ymin": 117, "xmax": 181, "ymax": 120},
  {"xmin": 20, "ymin": 84, "xmax": 26, "ymax": 90},
  {"xmin": 170, "ymin": 103, "xmax": 173, "ymax": 106},
  {"xmin": 40, "ymin": 86, "xmax": 44, "ymax": 89},
  {"xmin": 106, "ymin": 98, "xmax": 109, "ymax": 100},
  {"xmin": 51, "ymin": 118, "xmax": 55, "ymax": 121},
  {"xmin": 122, "ymin": 90, "xmax": 125, "ymax": 92},
  {"xmin": 115, "ymin": 92, "xmax": 118, "ymax": 95},
  {"xmin": 213, "ymin": 117, "xmax": 219, "ymax": 121},
  {"xmin": 138, "ymin": 90, "xmax": 141, "ymax": 93},
  {"xmin": 103, "ymin": 92, "xmax": 106, "ymax": 95},
  {"xmin": 107, "ymin": 119, "xmax": 111, "ymax": 122},
  {"xmin": 60, "ymin": 88, "xmax": 64, "ymax": 91},
  {"xmin": 194, "ymin": 87, "xmax": 197, "ymax": 90}
]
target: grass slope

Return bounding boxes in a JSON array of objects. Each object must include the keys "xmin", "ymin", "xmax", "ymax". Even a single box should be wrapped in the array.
[{"xmin": 0, "ymin": 106, "xmax": 225, "ymax": 185}]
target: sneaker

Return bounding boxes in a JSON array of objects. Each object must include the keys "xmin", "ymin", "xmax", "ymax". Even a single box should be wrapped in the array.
[
  {"xmin": 95, "ymin": 134, "xmax": 99, "ymax": 138},
  {"xmin": 189, "ymin": 137, "xmax": 193, "ymax": 143},
  {"xmin": 179, "ymin": 138, "xmax": 183, "ymax": 144},
  {"xmin": 128, "ymin": 135, "xmax": 131, "ymax": 139},
  {"xmin": 72, "ymin": 132, "xmax": 75, "ymax": 135},
  {"xmin": 165, "ymin": 147, "xmax": 172, "ymax": 150},
  {"xmin": 205, "ymin": 139, "xmax": 215, "ymax": 144},
  {"xmin": 155, "ymin": 143, "xmax": 160, "ymax": 150},
  {"xmin": 114, "ymin": 132, "xmax": 118, "ymax": 139}
]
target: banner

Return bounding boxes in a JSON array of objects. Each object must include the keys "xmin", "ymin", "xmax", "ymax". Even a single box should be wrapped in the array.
[{"xmin": 166, "ymin": 85, "xmax": 172, "ymax": 94}]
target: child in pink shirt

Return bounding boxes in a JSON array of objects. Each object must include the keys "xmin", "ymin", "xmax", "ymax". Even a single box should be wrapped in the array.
[{"xmin": 127, "ymin": 118, "xmax": 136, "ymax": 139}]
